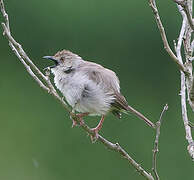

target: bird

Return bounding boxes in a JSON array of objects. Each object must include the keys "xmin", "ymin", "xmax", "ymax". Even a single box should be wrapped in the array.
[{"xmin": 43, "ymin": 50, "xmax": 155, "ymax": 140}]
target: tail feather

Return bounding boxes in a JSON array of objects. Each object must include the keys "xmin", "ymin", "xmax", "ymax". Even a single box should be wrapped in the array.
[
  {"xmin": 111, "ymin": 91, "xmax": 155, "ymax": 129},
  {"xmin": 126, "ymin": 105, "xmax": 155, "ymax": 129}
]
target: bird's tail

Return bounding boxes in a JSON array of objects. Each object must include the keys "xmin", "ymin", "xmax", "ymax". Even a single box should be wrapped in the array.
[{"xmin": 126, "ymin": 105, "xmax": 155, "ymax": 129}]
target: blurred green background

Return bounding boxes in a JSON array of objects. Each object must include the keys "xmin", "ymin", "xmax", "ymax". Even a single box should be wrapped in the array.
[{"xmin": 0, "ymin": 0, "xmax": 193, "ymax": 179}]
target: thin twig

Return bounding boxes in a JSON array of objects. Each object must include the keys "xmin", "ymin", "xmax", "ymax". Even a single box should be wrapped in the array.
[
  {"xmin": 174, "ymin": 0, "xmax": 194, "ymax": 30},
  {"xmin": 0, "ymin": 0, "xmax": 155, "ymax": 179},
  {"xmin": 0, "ymin": 0, "xmax": 9, "ymax": 31},
  {"xmin": 188, "ymin": 121, "xmax": 194, "ymax": 129},
  {"xmin": 148, "ymin": 0, "xmax": 189, "ymax": 75},
  {"xmin": 0, "ymin": 23, "xmax": 47, "ymax": 82},
  {"xmin": 152, "ymin": 104, "xmax": 168, "ymax": 180}
]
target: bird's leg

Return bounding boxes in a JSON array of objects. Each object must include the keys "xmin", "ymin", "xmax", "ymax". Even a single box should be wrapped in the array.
[
  {"xmin": 90, "ymin": 115, "xmax": 105, "ymax": 142},
  {"xmin": 70, "ymin": 108, "xmax": 77, "ymax": 127},
  {"xmin": 71, "ymin": 112, "xmax": 89, "ymax": 127},
  {"xmin": 76, "ymin": 112, "xmax": 89, "ymax": 126},
  {"xmin": 71, "ymin": 101, "xmax": 87, "ymax": 127}
]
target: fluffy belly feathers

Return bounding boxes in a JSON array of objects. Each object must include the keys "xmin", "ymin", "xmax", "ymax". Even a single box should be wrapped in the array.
[{"xmin": 54, "ymin": 73, "xmax": 115, "ymax": 115}]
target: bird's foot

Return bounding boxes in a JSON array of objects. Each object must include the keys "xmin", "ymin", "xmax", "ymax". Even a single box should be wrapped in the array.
[
  {"xmin": 71, "ymin": 119, "xmax": 78, "ymax": 128},
  {"xmin": 70, "ymin": 112, "xmax": 89, "ymax": 128},
  {"xmin": 90, "ymin": 127, "xmax": 100, "ymax": 143},
  {"xmin": 89, "ymin": 115, "xmax": 105, "ymax": 143},
  {"xmin": 76, "ymin": 112, "xmax": 90, "ymax": 119},
  {"xmin": 71, "ymin": 118, "xmax": 85, "ymax": 128}
]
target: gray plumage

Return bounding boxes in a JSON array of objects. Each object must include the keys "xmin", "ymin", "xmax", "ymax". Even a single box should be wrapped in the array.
[
  {"xmin": 49, "ymin": 50, "xmax": 128, "ymax": 118},
  {"xmin": 43, "ymin": 49, "xmax": 155, "ymax": 129}
]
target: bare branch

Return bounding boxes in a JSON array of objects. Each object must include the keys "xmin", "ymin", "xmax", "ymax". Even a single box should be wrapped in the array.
[
  {"xmin": 175, "ymin": 5, "xmax": 187, "ymax": 62},
  {"xmin": 0, "ymin": 0, "xmax": 67, "ymax": 107},
  {"xmin": 0, "ymin": 1, "xmax": 156, "ymax": 179},
  {"xmin": 180, "ymin": 72, "xmax": 194, "ymax": 159},
  {"xmin": 148, "ymin": 0, "xmax": 194, "ymax": 160},
  {"xmin": 175, "ymin": 4, "xmax": 194, "ymax": 160},
  {"xmin": 80, "ymin": 122, "xmax": 155, "ymax": 180},
  {"xmin": 152, "ymin": 104, "xmax": 168, "ymax": 180},
  {"xmin": 0, "ymin": 0, "xmax": 9, "ymax": 31},
  {"xmin": 148, "ymin": 0, "xmax": 189, "ymax": 75},
  {"xmin": 1, "ymin": 23, "xmax": 50, "ymax": 92},
  {"xmin": 174, "ymin": 0, "xmax": 194, "ymax": 30},
  {"xmin": 1, "ymin": 23, "xmax": 47, "ymax": 82},
  {"xmin": 103, "ymin": 141, "xmax": 154, "ymax": 180},
  {"xmin": 176, "ymin": 2, "xmax": 194, "ymax": 112}
]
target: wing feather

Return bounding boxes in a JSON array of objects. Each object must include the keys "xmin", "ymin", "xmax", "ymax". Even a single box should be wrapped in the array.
[
  {"xmin": 79, "ymin": 61, "xmax": 120, "ymax": 92},
  {"xmin": 78, "ymin": 61, "xmax": 129, "ymax": 117}
]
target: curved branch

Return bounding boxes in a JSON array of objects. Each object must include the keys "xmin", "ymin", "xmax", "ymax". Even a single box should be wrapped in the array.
[
  {"xmin": 0, "ymin": 0, "xmax": 155, "ymax": 179},
  {"xmin": 1, "ymin": 23, "xmax": 50, "ymax": 92}
]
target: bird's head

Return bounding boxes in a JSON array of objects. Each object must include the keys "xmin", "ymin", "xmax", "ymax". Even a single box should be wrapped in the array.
[{"xmin": 43, "ymin": 49, "xmax": 83, "ymax": 75}]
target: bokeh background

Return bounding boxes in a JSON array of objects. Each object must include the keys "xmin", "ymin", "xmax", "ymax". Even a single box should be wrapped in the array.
[{"xmin": 0, "ymin": 0, "xmax": 193, "ymax": 179}]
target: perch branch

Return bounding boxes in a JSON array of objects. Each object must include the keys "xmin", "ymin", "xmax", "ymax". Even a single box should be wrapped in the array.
[
  {"xmin": 0, "ymin": 0, "xmax": 155, "ymax": 179},
  {"xmin": 152, "ymin": 104, "xmax": 168, "ymax": 180},
  {"xmin": 1, "ymin": 24, "xmax": 49, "ymax": 92},
  {"xmin": 148, "ymin": 0, "xmax": 189, "ymax": 75}
]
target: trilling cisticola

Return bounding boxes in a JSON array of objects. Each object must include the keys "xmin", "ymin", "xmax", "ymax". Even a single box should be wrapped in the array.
[{"xmin": 43, "ymin": 50, "xmax": 154, "ymax": 140}]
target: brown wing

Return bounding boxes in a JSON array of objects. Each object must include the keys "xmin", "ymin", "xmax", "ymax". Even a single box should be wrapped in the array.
[
  {"xmin": 111, "ymin": 91, "xmax": 129, "ymax": 111},
  {"xmin": 79, "ymin": 61, "xmax": 129, "ymax": 118},
  {"xmin": 79, "ymin": 61, "xmax": 120, "ymax": 93},
  {"xmin": 110, "ymin": 92, "xmax": 130, "ymax": 118}
]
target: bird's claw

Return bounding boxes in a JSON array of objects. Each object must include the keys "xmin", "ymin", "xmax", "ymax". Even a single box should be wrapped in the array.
[
  {"xmin": 70, "ymin": 114, "xmax": 85, "ymax": 128},
  {"xmin": 90, "ymin": 128, "xmax": 99, "ymax": 143},
  {"xmin": 71, "ymin": 119, "xmax": 78, "ymax": 128}
]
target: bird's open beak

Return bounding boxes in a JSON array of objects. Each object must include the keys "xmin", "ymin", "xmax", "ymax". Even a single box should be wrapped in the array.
[{"xmin": 43, "ymin": 56, "xmax": 59, "ymax": 69}]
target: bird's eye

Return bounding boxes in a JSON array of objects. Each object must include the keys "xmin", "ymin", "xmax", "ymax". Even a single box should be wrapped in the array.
[
  {"xmin": 63, "ymin": 67, "xmax": 73, "ymax": 74},
  {"xmin": 60, "ymin": 57, "xmax": 65, "ymax": 61}
]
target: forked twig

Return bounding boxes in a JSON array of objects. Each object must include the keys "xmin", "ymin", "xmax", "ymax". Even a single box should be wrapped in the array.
[
  {"xmin": 152, "ymin": 104, "xmax": 168, "ymax": 180},
  {"xmin": 148, "ymin": 0, "xmax": 189, "ymax": 75}
]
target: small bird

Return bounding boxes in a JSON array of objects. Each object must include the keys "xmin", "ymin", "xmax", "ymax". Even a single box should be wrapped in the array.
[{"xmin": 43, "ymin": 50, "xmax": 154, "ymax": 139}]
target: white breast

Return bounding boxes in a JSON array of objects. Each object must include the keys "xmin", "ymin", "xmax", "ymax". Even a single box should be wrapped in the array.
[{"xmin": 52, "ymin": 68, "xmax": 115, "ymax": 115}]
